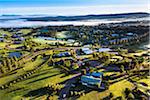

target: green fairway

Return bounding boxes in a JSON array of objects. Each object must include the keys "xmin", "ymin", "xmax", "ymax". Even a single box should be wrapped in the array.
[{"xmin": 0, "ymin": 61, "xmax": 74, "ymax": 100}]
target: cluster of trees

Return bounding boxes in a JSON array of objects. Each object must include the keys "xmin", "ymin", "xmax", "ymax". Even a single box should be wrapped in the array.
[
  {"xmin": 29, "ymin": 22, "xmax": 149, "ymax": 48},
  {"xmin": 46, "ymin": 83, "xmax": 63, "ymax": 99},
  {"xmin": 124, "ymin": 88, "xmax": 148, "ymax": 100},
  {"xmin": 109, "ymin": 32, "xmax": 149, "ymax": 45},
  {"xmin": 0, "ymin": 54, "xmax": 48, "ymax": 90},
  {"xmin": 23, "ymin": 38, "xmax": 38, "ymax": 51},
  {"xmin": 0, "ymin": 56, "xmax": 19, "ymax": 74},
  {"xmin": 69, "ymin": 90, "xmax": 85, "ymax": 97},
  {"xmin": 103, "ymin": 87, "xmax": 148, "ymax": 99},
  {"xmin": 51, "ymin": 58, "xmax": 79, "ymax": 74},
  {"xmin": 0, "ymin": 68, "xmax": 38, "ymax": 90},
  {"xmin": 93, "ymin": 52, "xmax": 112, "ymax": 63},
  {"xmin": 47, "ymin": 83, "xmax": 63, "ymax": 92}
]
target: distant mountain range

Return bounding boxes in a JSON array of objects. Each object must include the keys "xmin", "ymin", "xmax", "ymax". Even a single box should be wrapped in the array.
[
  {"xmin": 17, "ymin": 12, "xmax": 149, "ymax": 21},
  {"xmin": 0, "ymin": 12, "xmax": 149, "ymax": 28}
]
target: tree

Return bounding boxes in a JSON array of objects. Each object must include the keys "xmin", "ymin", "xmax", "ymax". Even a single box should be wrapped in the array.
[
  {"xmin": 0, "ymin": 64, "xmax": 6, "ymax": 74},
  {"xmin": 6, "ymin": 58, "xmax": 12, "ymax": 71},
  {"xmin": 70, "ymin": 49, "xmax": 77, "ymax": 59},
  {"xmin": 14, "ymin": 61, "xmax": 18, "ymax": 68},
  {"xmin": 65, "ymin": 60, "xmax": 71, "ymax": 68},
  {"xmin": 81, "ymin": 69, "xmax": 87, "ymax": 75},
  {"xmin": 72, "ymin": 63, "xmax": 79, "ymax": 70},
  {"xmin": 124, "ymin": 88, "xmax": 133, "ymax": 99},
  {"xmin": 2, "ymin": 59, "xmax": 7, "ymax": 67},
  {"xmin": 89, "ymin": 68, "xmax": 94, "ymax": 73},
  {"xmin": 121, "ymin": 65, "xmax": 125, "ymax": 73}
]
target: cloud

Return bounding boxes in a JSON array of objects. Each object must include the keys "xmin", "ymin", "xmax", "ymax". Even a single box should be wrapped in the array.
[{"xmin": 0, "ymin": 5, "xmax": 149, "ymax": 15}]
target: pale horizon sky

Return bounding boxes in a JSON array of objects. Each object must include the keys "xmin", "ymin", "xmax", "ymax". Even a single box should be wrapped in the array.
[{"xmin": 0, "ymin": 0, "xmax": 149, "ymax": 15}]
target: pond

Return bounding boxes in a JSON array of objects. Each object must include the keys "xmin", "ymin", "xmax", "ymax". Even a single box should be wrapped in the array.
[{"xmin": 9, "ymin": 52, "xmax": 22, "ymax": 58}]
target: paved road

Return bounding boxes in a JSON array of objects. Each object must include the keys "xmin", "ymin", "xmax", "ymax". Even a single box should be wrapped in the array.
[{"xmin": 59, "ymin": 73, "xmax": 81, "ymax": 99}]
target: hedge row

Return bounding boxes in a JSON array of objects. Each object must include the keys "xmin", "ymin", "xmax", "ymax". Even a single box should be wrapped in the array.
[
  {"xmin": 0, "ymin": 56, "xmax": 51, "ymax": 90},
  {"xmin": 0, "ymin": 68, "xmax": 39, "ymax": 90}
]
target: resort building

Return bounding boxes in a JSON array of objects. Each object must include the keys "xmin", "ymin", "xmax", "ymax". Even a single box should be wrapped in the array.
[{"xmin": 81, "ymin": 72, "xmax": 103, "ymax": 89}]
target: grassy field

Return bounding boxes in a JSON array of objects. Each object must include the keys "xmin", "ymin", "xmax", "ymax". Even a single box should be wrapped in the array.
[
  {"xmin": 32, "ymin": 38, "xmax": 71, "ymax": 45},
  {"xmin": 0, "ymin": 30, "xmax": 11, "ymax": 36},
  {"xmin": 78, "ymin": 78, "xmax": 134, "ymax": 100},
  {"xmin": 18, "ymin": 29, "xmax": 32, "ymax": 35},
  {"xmin": 0, "ymin": 57, "xmax": 44, "ymax": 85},
  {"xmin": 0, "ymin": 43, "xmax": 7, "ymax": 48},
  {"xmin": 56, "ymin": 31, "xmax": 68, "ymax": 39},
  {"xmin": 9, "ymin": 44, "xmax": 23, "ymax": 49},
  {"xmin": 109, "ymin": 80, "xmax": 134, "ymax": 99},
  {"xmin": 0, "ymin": 60, "xmax": 74, "ymax": 100}
]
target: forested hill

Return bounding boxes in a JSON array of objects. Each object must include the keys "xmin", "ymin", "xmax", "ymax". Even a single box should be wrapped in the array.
[{"xmin": 22, "ymin": 12, "xmax": 149, "ymax": 21}]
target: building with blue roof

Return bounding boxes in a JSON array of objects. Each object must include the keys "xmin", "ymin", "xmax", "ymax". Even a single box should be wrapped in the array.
[
  {"xmin": 81, "ymin": 72, "xmax": 103, "ymax": 89},
  {"xmin": 111, "ymin": 34, "xmax": 119, "ymax": 37}
]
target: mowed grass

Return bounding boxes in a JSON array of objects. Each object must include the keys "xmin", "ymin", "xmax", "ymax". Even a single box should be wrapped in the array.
[
  {"xmin": 79, "ymin": 90, "xmax": 110, "ymax": 100},
  {"xmin": 18, "ymin": 29, "xmax": 32, "ymax": 35},
  {"xmin": 0, "ymin": 61, "xmax": 74, "ymax": 100},
  {"xmin": 9, "ymin": 44, "xmax": 23, "ymax": 49},
  {"xmin": 79, "ymin": 79, "xmax": 134, "ymax": 100},
  {"xmin": 0, "ymin": 42, "xmax": 7, "ymax": 48},
  {"xmin": 0, "ymin": 30, "xmax": 11, "ymax": 36},
  {"xmin": 0, "ymin": 57, "xmax": 44, "ymax": 86},
  {"xmin": 56, "ymin": 31, "xmax": 69, "ymax": 39},
  {"xmin": 136, "ymin": 78, "xmax": 150, "ymax": 94},
  {"xmin": 109, "ymin": 80, "xmax": 134, "ymax": 99},
  {"xmin": 138, "ymin": 79, "xmax": 150, "ymax": 87},
  {"xmin": 32, "ymin": 38, "xmax": 71, "ymax": 45}
]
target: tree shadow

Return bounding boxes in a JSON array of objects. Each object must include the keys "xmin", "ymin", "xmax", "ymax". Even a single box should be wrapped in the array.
[
  {"xmin": 27, "ymin": 73, "xmax": 60, "ymax": 84},
  {"xmin": 23, "ymin": 87, "xmax": 52, "ymax": 98},
  {"xmin": 0, "ymin": 71, "xmax": 17, "ymax": 78},
  {"xmin": 6, "ymin": 87, "xmax": 25, "ymax": 93},
  {"xmin": 25, "ymin": 69, "xmax": 55, "ymax": 81},
  {"xmin": 101, "ymin": 65, "xmax": 121, "ymax": 72}
]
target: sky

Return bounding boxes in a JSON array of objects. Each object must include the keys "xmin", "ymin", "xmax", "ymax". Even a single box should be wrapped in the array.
[{"xmin": 0, "ymin": 0, "xmax": 149, "ymax": 15}]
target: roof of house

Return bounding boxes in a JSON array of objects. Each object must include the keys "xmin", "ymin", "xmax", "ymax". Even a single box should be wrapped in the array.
[
  {"xmin": 126, "ymin": 32, "xmax": 134, "ymax": 35},
  {"xmin": 111, "ymin": 34, "xmax": 119, "ymax": 37},
  {"xmin": 82, "ymin": 48, "xmax": 93, "ymax": 54},
  {"xmin": 86, "ymin": 72, "xmax": 103, "ymax": 78},
  {"xmin": 91, "ymin": 72, "xmax": 103, "ymax": 78},
  {"xmin": 110, "ymin": 40, "xmax": 116, "ymax": 43},
  {"xmin": 98, "ymin": 48, "xmax": 111, "ymax": 52},
  {"xmin": 81, "ymin": 76, "xmax": 101, "ymax": 84},
  {"xmin": 121, "ymin": 38, "xmax": 128, "ymax": 40},
  {"xmin": 81, "ymin": 72, "xmax": 103, "ymax": 86}
]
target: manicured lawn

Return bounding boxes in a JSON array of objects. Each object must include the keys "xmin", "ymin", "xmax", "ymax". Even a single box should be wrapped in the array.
[
  {"xmin": 79, "ymin": 90, "xmax": 110, "ymax": 100},
  {"xmin": 18, "ymin": 29, "xmax": 32, "ymax": 35},
  {"xmin": 0, "ymin": 30, "xmax": 11, "ymax": 36},
  {"xmin": 32, "ymin": 38, "xmax": 71, "ymax": 45},
  {"xmin": 79, "ymin": 79, "xmax": 134, "ymax": 100},
  {"xmin": 0, "ymin": 57, "xmax": 44, "ymax": 85},
  {"xmin": 56, "ymin": 31, "xmax": 68, "ymax": 38},
  {"xmin": 9, "ymin": 44, "xmax": 23, "ymax": 49},
  {"xmin": 0, "ymin": 42, "xmax": 7, "ymax": 48},
  {"xmin": 138, "ymin": 79, "xmax": 150, "ymax": 86},
  {"xmin": 109, "ymin": 80, "xmax": 134, "ymax": 99},
  {"xmin": 0, "ymin": 62, "xmax": 74, "ymax": 100},
  {"xmin": 136, "ymin": 78, "xmax": 150, "ymax": 94}
]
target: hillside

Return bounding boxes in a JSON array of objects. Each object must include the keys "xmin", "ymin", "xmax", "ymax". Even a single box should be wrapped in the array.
[{"xmin": 23, "ymin": 12, "xmax": 149, "ymax": 21}]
